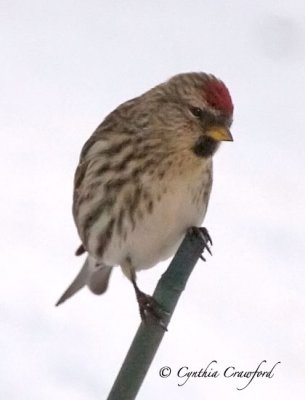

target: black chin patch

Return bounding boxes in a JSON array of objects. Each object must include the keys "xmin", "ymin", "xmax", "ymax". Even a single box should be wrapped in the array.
[{"xmin": 192, "ymin": 136, "xmax": 220, "ymax": 158}]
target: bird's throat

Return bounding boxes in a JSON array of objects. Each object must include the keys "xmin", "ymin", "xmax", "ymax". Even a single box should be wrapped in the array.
[{"xmin": 192, "ymin": 136, "xmax": 220, "ymax": 158}]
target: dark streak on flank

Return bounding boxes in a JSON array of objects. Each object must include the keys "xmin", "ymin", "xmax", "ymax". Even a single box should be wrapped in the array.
[
  {"xmin": 131, "ymin": 167, "xmax": 142, "ymax": 179},
  {"xmin": 97, "ymin": 138, "xmax": 133, "ymax": 157},
  {"xmin": 114, "ymin": 152, "xmax": 135, "ymax": 172},
  {"xmin": 117, "ymin": 208, "xmax": 125, "ymax": 235},
  {"xmin": 158, "ymin": 170, "xmax": 165, "ymax": 179},
  {"xmin": 95, "ymin": 163, "xmax": 111, "ymax": 176},
  {"xmin": 74, "ymin": 161, "xmax": 88, "ymax": 192},
  {"xmin": 97, "ymin": 218, "xmax": 115, "ymax": 257},
  {"xmin": 106, "ymin": 178, "xmax": 128, "ymax": 191},
  {"xmin": 128, "ymin": 186, "xmax": 142, "ymax": 230},
  {"xmin": 142, "ymin": 191, "xmax": 150, "ymax": 201},
  {"xmin": 147, "ymin": 200, "xmax": 154, "ymax": 213},
  {"xmin": 82, "ymin": 198, "xmax": 114, "ymax": 245}
]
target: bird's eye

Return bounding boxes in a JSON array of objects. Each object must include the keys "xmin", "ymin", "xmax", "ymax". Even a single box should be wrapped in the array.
[{"xmin": 190, "ymin": 107, "xmax": 203, "ymax": 118}]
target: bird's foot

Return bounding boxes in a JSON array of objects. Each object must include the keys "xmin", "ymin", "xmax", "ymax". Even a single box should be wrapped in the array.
[
  {"xmin": 189, "ymin": 226, "xmax": 213, "ymax": 261},
  {"xmin": 135, "ymin": 289, "xmax": 168, "ymax": 331}
]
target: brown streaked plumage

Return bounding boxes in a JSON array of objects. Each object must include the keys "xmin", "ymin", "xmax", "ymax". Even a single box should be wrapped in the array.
[{"xmin": 56, "ymin": 72, "xmax": 234, "ymax": 321}]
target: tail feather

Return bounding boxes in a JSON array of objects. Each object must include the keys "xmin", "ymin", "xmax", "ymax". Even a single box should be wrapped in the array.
[
  {"xmin": 88, "ymin": 266, "xmax": 112, "ymax": 294},
  {"xmin": 56, "ymin": 256, "xmax": 113, "ymax": 306}
]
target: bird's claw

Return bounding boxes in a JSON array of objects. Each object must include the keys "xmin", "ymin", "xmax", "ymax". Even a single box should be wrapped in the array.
[
  {"xmin": 136, "ymin": 291, "xmax": 169, "ymax": 331},
  {"xmin": 190, "ymin": 226, "xmax": 213, "ymax": 261},
  {"xmin": 200, "ymin": 254, "xmax": 206, "ymax": 262}
]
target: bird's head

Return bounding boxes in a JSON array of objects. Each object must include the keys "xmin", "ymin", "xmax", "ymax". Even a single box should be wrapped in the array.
[{"xmin": 151, "ymin": 72, "xmax": 234, "ymax": 158}]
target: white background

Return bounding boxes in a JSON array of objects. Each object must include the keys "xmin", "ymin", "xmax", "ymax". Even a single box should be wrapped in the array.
[{"xmin": 1, "ymin": 1, "xmax": 305, "ymax": 399}]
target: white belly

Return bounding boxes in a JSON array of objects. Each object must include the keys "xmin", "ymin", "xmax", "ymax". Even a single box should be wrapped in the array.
[
  {"xmin": 124, "ymin": 189, "xmax": 206, "ymax": 270},
  {"xmin": 101, "ymin": 160, "xmax": 212, "ymax": 271}
]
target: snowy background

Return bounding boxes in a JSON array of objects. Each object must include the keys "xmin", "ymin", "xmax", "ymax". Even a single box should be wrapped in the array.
[{"xmin": 1, "ymin": 1, "xmax": 305, "ymax": 399}]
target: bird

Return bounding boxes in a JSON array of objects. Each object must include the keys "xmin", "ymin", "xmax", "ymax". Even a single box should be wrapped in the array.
[{"xmin": 56, "ymin": 72, "xmax": 234, "ymax": 322}]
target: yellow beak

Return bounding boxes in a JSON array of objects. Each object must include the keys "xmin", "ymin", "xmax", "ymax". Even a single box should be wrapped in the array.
[{"xmin": 206, "ymin": 126, "xmax": 233, "ymax": 142}]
